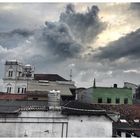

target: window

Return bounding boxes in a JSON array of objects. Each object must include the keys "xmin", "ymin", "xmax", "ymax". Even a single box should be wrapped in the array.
[
  {"xmin": 107, "ymin": 98, "xmax": 111, "ymax": 103},
  {"xmin": 21, "ymin": 88, "xmax": 24, "ymax": 93},
  {"xmin": 7, "ymin": 87, "xmax": 12, "ymax": 93},
  {"xmin": 20, "ymin": 88, "xmax": 27, "ymax": 93},
  {"xmin": 98, "ymin": 98, "xmax": 102, "ymax": 103},
  {"xmin": 8, "ymin": 71, "xmax": 13, "ymax": 77},
  {"xmin": 126, "ymin": 132, "xmax": 131, "ymax": 137},
  {"xmin": 24, "ymin": 88, "xmax": 26, "ymax": 93},
  {"xmin": 17, "ymin": 88, "xmax": 20, "ymax": 93},
  {"xmin": 124, "ymin": 98, "xmax": 128, "ymax": 104},
  {"xmin": 116, "ymin": 98, "xmax": 120, "ymax": 104},
  {"xmin": 32, "ymin": 98, "xmax": 38, "ymax": 100}
]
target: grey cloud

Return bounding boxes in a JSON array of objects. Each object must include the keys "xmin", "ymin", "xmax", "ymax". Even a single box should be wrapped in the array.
[
  {"xmin": 0, "ymin": 3, "xmax": 105, "ymax": 61},
  {"xmin": 35, "ymin": 22, "xmax": 82, "ymax": 60},
  {"xmin": 60, "ymin": 4, "xmax": 107, "ymax": 44},
  {"xmin": 93, "ymin": 28, "xmax": 140, "ymax": 61},
  {"xmin": 0, "ymin": 29, "xmax": 33, "ymax": 48},
  {"xmin": 0, "ymin": 3, "xmax": 140, "ymax": 88},
  {"xmin": 10, "ymin": 29, "xmax": 34, "ymax": 37}
]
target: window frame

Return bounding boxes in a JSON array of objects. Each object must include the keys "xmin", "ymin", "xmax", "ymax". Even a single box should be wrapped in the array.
[{"xmin": 116, "ymin": 98, "xmax": 120, "ymax": 104}]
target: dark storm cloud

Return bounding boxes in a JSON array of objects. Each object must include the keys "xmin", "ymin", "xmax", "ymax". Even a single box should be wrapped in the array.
[
  {"xmin": 34, "ymin": 4, "xmax": 106, "ymax": 59},
  {"xmin": 0, "ymin": 4, "xmax": 105, "ymax": 59},
  {"xmin": 10, "ymin": 29, "xmax": 34, "ymax": 37},
  {"xmin": 93, "ymin": 28, "xmax": 140, "ymax": 61},
  {"xmin": 36, "ymin": 22, "xmax": 82, "ymax": 59},
  {"xmin": 0, "ymin": 29, "xmax": 33, "ymax": 48},
  {"xmin": 60, "ymin": 4, "xmax": 107, "ymax": 44}
]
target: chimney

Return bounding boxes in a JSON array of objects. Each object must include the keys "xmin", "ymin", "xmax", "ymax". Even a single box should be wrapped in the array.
[{"xmin": 114, "ymin": 84, "xmax": 117, "ymax": 88}]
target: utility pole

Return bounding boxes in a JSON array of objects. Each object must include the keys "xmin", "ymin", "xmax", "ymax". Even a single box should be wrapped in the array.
[
  {"xmin": 93, "ymin": 78, "xmax": 96, "ymax": 88},
  {"xmin": 70, "ymin": 69, "xmax": 72, "ymax": 81}
]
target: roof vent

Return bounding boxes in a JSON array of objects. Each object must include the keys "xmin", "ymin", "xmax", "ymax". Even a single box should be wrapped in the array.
[{"xmin": 114, "ymin": 84, "xmax": 117, "ymax": 88}]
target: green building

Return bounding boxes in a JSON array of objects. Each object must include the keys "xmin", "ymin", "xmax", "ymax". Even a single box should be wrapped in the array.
[{"xmin": 93, "ymin": 86, "xmax": 132, "ymax": 104}]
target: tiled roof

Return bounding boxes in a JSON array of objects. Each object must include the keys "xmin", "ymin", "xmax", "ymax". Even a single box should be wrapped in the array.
[
  {"xmin": 62, "ymin": 101, "xmax": 140, "ymax": 121},
  {"xmin": 0, "ymin": 100, "xmax": 48, "ymax": 107},
  {"xmin": 34, "ymin": 74, "xmax": 68, "ymax": 81},
  {"xmin": 86, "ymin": 104, "xmax": 140, "ymax": 122},
  {"xmin": 63, "ymin": 101, "xmax": 103, "ymax": 110},
  {"xmin": 61, "ymin": 101, "xmax": 107, "ymax": 116},
  {"xmin": 0, "ymin": 93, "xmax": 27, "ymax": 100},
  {"xmin": 0, "ymin": 106, "xmax": 20, "ymax": 114},
  {"xmin": 21, "ymin": 106, "xmax": 49, "ymax": 111}
]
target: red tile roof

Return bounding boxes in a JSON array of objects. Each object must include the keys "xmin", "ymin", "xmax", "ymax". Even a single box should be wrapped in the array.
[
  {"xmin": 0, "ymin": 93, "xmax": 27, "ymax": 100},
  {"xmin": 90, "ymin": 103, "xmax": 140, "ymax": 121},
  {"xmin": 63, "ymin": 101, "xmax": 140, "ymax": 121}
]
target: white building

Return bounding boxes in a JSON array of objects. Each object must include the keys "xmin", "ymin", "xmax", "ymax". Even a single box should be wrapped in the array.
[
  {"xmin": 2, "ymin": 60, "xmax": 76, "ymax": 98},
  {"xmin": 0, "ymin": 101, "xmax": 114, "ymax": 137},
  {"xmin": 3, "ymin": 60, "xmax": 34, "ymax": 94}
]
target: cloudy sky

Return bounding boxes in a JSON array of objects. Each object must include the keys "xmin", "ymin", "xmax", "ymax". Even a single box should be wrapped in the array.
[{"xmin": 0, "ymin": 3, "xmax": 140, "ymax": 88}]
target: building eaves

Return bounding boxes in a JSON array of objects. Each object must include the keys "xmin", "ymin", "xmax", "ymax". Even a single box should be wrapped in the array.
[{"xmin": 61, "ymin": 101, "xmax": 111, "ymax": 117}]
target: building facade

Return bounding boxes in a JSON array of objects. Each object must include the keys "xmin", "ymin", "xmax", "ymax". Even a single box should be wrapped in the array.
[
  {"xmin": 3, "ymin": 60, "xmax": 34, "ymax": 94},
  {"xmin": 2, "ymin": 60, "xmax": 76, "ymax": 99},
  {"xmin": 77, "ymin": 85, "xmax": 132, "ymax": 105},
  {"xmin": 0, "ymin": 100, "xmax": 113, "ymax": 137}
]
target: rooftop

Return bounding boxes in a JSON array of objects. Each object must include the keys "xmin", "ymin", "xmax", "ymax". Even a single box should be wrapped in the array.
[
  {"xmin": 5, "ymin": 60, "xmax": 19, "ymax": 65},
  {"xmin": 61, "ymin": 101, "xmax": 108, "ymax": 116},
  {"xmin": 0, "ymin": 106, "xmax": 20, "ymax": 114},
  {"xmin": 0, "ymin": 93, "xmax": 28, "ymax": 100},
  {"xmin": 34, "ymin": 74, "xmax": 68, "ymax": 81},
  {"xmin": 88, "ymin": 103, "xmax": 140, "ymax": 122}
]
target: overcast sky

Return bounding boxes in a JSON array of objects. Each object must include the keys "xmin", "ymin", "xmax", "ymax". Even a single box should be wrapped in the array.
[{"xmin": 0, "ymin": 3, "xmax": 140, "ymax": 88}]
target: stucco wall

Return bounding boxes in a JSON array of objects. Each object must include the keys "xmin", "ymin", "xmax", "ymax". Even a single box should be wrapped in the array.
[
  {"xmin": 3, "ymin": 80, "xmax": 27, "ymax": 93},
  {"xmin": 0, "ymin": 111, "xmax": 112, "ymax": 137}
]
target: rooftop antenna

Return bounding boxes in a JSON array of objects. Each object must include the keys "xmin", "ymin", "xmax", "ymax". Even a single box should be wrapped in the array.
[{"xmin": 70, "ymin": 69, "xmax": 72, "ymax": 81}]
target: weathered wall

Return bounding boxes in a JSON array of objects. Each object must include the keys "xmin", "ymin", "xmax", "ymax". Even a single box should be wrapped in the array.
[
  {"xmin": 0, "ymin": 111, "xmax": 112, "ymax": 137},
  {"xmin": 3, "ymin": 80, "xmax": 27, "ymax": 93},
  {"xmin": 28, "ymin": 81, "xmax": 75, "ymax": 96}
]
